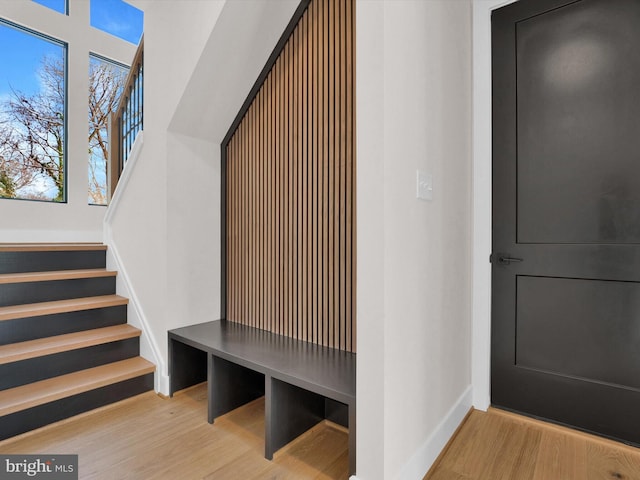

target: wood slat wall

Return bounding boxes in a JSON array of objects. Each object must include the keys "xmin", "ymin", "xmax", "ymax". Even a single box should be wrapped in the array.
[{"xmin": 225, "ymin": 0, "xmax": 355, "ymax": 352}]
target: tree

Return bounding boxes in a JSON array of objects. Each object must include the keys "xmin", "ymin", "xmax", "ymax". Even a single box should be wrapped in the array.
[
  {"xmin": 0, "ymin": 122, "xmax": 33, "ymax": 198},
  {"xmin": 0, "ymin": 55, "xmax": 127, "ymax": 203},
  {"xmin": 88, "ymin": 58, "xmax": 127, "ymax": 205},
  {"xmin": 2, "ymin": 56, "xmax": 65, "ymax": 201}
]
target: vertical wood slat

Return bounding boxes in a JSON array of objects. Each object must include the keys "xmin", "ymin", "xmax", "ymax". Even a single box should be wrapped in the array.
[
  {"xmin": 311, "ymin": 0, "xmax": 319, "ymax": 345},
  {"xmin": 302, "ymin": 11, "xmax": 309, "ymax": 344},
  {"xmin": 225, "ymin": 0, "xmax": 355, "ymax": 352}
]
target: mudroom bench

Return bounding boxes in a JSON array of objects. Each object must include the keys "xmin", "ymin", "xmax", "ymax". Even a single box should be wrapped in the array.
[{"xmin": 168, "ymin": 320, "xmax": 356, "ymax": 475}]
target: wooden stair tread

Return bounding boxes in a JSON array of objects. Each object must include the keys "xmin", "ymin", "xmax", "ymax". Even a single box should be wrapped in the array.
[
  {"xmin": 0, "ymin": 269, "xmax": 117, "ymax": 285},
  {"xmin": 0, "ymin": 324, "xmax": 141, "ymax": 365},
  {"xmin": 0, "ymin": 295, "xmax": 128, "ymax": 322},
  {"xmin": 0, "ymin": 357, "xmax": 154, "ymax": 417},
  {"xmin": 0, "ymin": 243, "xmax": 106, "ymax": 252}
]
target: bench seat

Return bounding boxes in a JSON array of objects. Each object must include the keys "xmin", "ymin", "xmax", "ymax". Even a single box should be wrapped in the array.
[{"xmin": 168, "ymin": 319, "xmax": 356, "ymax": 475}]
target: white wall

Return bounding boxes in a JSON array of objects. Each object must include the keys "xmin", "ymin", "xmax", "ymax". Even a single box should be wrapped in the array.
[
  {"xmin": 356, "ymin": 1, "xmax": 386, "ymax": 476},
  {"xmin": 356, "ymin": 1, "xmax": 473, "ymax": 479},
  {"xmin": 108, "ymin": 0, "xmax": 299, "ymax": 394},
  {"xmin": 106, "ymin": 0, "xmax": 226, "ymax": 393},
  {"xmin": 0, "ymin": 0, "xmax": 136, "ymax": 242}
]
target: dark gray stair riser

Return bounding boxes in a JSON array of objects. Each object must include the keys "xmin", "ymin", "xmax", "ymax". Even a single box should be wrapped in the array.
[
  {"xmin": 0, "ymin": 277, "xmax": 116, "ymax": 307},
  {"xmin": 0, "ymin": 305, "xmax": 128, "ymax": 345},
  {"xmin": 0, "ymin": 374, "xmax": 154, "ymax": 441},
  {"xmin": 0, "ymin": 338, "xmax": 140, "ymax": 391},
  {"xmin": 0, "ymin": 246, "xmax": 154, "ymax": 440},
  {"xmin": 0, "ymin": 250, "xmax": 106, "ymax": 274}
]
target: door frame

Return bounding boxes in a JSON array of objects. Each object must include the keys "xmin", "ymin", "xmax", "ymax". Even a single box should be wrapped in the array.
[{"xmin": 471, "ymin": 0, "xmax": 518, "ymax": 411}]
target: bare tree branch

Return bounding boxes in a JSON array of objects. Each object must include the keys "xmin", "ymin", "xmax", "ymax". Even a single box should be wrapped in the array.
[{"xmin": 0, "ymin": 54, "xmax": 126, "ymax": 204}]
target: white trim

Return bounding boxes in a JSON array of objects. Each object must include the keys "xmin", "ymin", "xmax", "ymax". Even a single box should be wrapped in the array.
[
  {"xmin": 104, "ymin": 131, "xmax": 144, "ymax": 226},
  {"xmin": 471, "ymin": 0, "xmax": 519, "ymax": 413},
  {"xmin": 395, "ymin": 386, "xmax": 473, "ymax": 480},
  {"xmin": 103, "ymin": 132, "xmax": 168, "ymax": 394},
  {"xmin": 104, "ymin": 238, "xmax": 167, "ymax": 394}
]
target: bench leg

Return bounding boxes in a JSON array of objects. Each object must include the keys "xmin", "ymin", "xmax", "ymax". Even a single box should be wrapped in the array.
[
  {"xmin": 265, "ymin": 376, "xmax": 325, "ymax": 460},
  {"xmin": 168, "ymin": 337, "xmax": 207, "ymax": 397},
  {"xmin": 207, "ymin": 354, "xmax": 214, "ymax": 424},
  {"xmin": 209, "ymin": 355, "xmax": 264, "ymax": 423}
]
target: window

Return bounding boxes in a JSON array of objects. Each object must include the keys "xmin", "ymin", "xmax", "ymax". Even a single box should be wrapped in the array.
[
  {"xmin": 88, "ymin": 55, "xmax": 127, "ymax": 205},
  {"xmin": 32, "ymin": 0, "xmax": 67, "ymax": 15},
  {"xmin": 90, "ymin": 0, "xmax": 143, "ymax": 45},
  {"xmin": 0, "ymin": 21, "xmax": 66, "ymax": 202}
]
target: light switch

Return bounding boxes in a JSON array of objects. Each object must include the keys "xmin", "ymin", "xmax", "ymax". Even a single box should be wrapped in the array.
[{"xmin": 416, "ymin": 170, "xmax": 433, "ymax": 201}]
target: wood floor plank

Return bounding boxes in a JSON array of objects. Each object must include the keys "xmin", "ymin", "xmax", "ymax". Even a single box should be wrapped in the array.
[
  {"xmin": 0, "ymin": 383, "xmax": 349, "ymax": 480},
  {"xmin": 446, "ymin": 410, "xmax": 487, "ymax": 474},
  {"xmin": 267, "ymin": 421, "xmax": 348, "ymax": 479},
  {"xmin": 586, "ymin": 441, "xmax": 640, "ymax": 480},
  {"xmin": 448, "ymin": 411, "xmax": 506, "ymax": 478},
  {"xmin": 203, "ymin": 445, "xmax": 271, "ymax": 480},
  {"xmin": 425, "ymin": 408, "xmax": 640, "ymax": 480},
  {"xmin": 426, "ymin": 467, "xmax": 470, "ymax": 480},
  {"xmin": 314, "ymin": 449, "xmax": 349, "ymax": 480},
  {"xmin": 531, "ymin": 430, "xmax": 587, "ymax": 480},
  {"xmin": 484, "ymin": 420, "xmax": 540, "ymax": 480}
]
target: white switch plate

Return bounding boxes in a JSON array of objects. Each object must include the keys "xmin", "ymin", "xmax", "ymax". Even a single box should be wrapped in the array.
[{"xmin": 416, "ymin": 170, "xmax": 433, "ymax": 201}]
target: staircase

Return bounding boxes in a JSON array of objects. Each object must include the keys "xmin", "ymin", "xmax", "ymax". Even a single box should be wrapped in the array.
[{"xmin": 0, "ymin": 243, "xmax": 155, "ymax": 440}]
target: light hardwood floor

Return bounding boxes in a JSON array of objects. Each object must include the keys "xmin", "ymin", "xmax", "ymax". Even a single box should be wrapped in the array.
[
  {"xmin": 0, "ymin": 383, "xmax": 348, "ymax": 479},
  {"xmin": 425, "ymin": 407, "xmax": 640, "ymax": 480}
]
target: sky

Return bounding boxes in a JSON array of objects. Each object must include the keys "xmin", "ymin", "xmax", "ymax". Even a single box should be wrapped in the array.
[
  {"xmin": 0, "ymin": 23, "xmax": 61, "ymax": 97},
  {"xmin": 89, "ymin": 0, "xmax": 144, "ymax": 45},
  {"xmin": 0, "ymin": 0, "xmax": 142, "ymax": 97}
]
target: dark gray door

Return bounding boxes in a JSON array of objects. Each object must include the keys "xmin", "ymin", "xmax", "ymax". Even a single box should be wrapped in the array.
[{"xmin": 492, "ymin": 0, "xmax": 640, "ymax": 445}]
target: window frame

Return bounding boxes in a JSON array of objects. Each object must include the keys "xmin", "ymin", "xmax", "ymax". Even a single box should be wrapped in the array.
[{"xmin": 0, "ymin": 17, "xmax": 68, "ymax": 203}]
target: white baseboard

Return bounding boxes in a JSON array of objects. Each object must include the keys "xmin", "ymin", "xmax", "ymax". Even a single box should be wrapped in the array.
[
  {"xmin": 157, "ymin": 372, "xmax": 170, "ymax": 396},
  {"xmin": 103, "ymin": 131, "xmax": 170, "ymax": 395},
  {"xmin": 347, "ymin": 386, "xmax": 472, "ymax": 480},
  {"xmin": 103, "ymin": 238, "xmax": 167, "ymax": 394},
  {"xmin": 395, "ymin": 385, "xmax": 473, "ymax": 480}
]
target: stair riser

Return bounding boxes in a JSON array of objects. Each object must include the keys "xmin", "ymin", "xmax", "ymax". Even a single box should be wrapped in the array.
[
  {"xmin": 0, "ymin": 277, "xmax": 116, "ymax": 307},
  {"xmin": 0, "ymin": 374, "xmax": 154, "ymax": 441},
  {"xmin": 0, "ymin": 305, "xmax": 127, "ymax": 345},
  {"xmin": 0, "ymin": 338, "xmax": 140, "ymax": 391},
  {"xmin": 0, "ymin": 250, "xmax": 106, "ymax": 274}
]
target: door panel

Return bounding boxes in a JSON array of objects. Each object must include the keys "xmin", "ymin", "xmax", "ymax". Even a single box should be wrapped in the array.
[
  {"xmin": 492, "ymin": 0, "xmax": 640, "ymax": 445},
  {"xmin": 516, "ymin": 1, "xmax": 640, "ymax": 244},
  {"xmin": 516, "ymin": 276, "xmax": 640, "ymax": 389}
]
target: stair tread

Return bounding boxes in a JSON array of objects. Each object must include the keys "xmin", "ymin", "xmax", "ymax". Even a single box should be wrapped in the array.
[
  {"xmin": 0, "ymin": 295, "xmax": 128, "ymax": 322},
  {"xmin": 0, "ymin": 269, "xmax": 117, "ymax": 285},
  {"xmin": 0, "ymin": 324, "xmax": 141, "ymax": 365},
  {"xmin": 0, "ymin": 243, "xmax": 106, "ymax": 252},
  {"xmin": 0, "ymin": 357, "xmax": 154, "ymax": 417}
]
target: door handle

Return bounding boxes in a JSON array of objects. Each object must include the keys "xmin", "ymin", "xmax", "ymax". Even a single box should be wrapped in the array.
[{"xmin": 490, "ymin": 253, "xmax": 523, "ymax": 265}]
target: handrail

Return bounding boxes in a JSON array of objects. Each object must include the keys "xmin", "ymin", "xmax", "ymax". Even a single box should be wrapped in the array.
[{"xmin": 109, "ymin": 36, "xmax": 144, "ymax": 199}]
